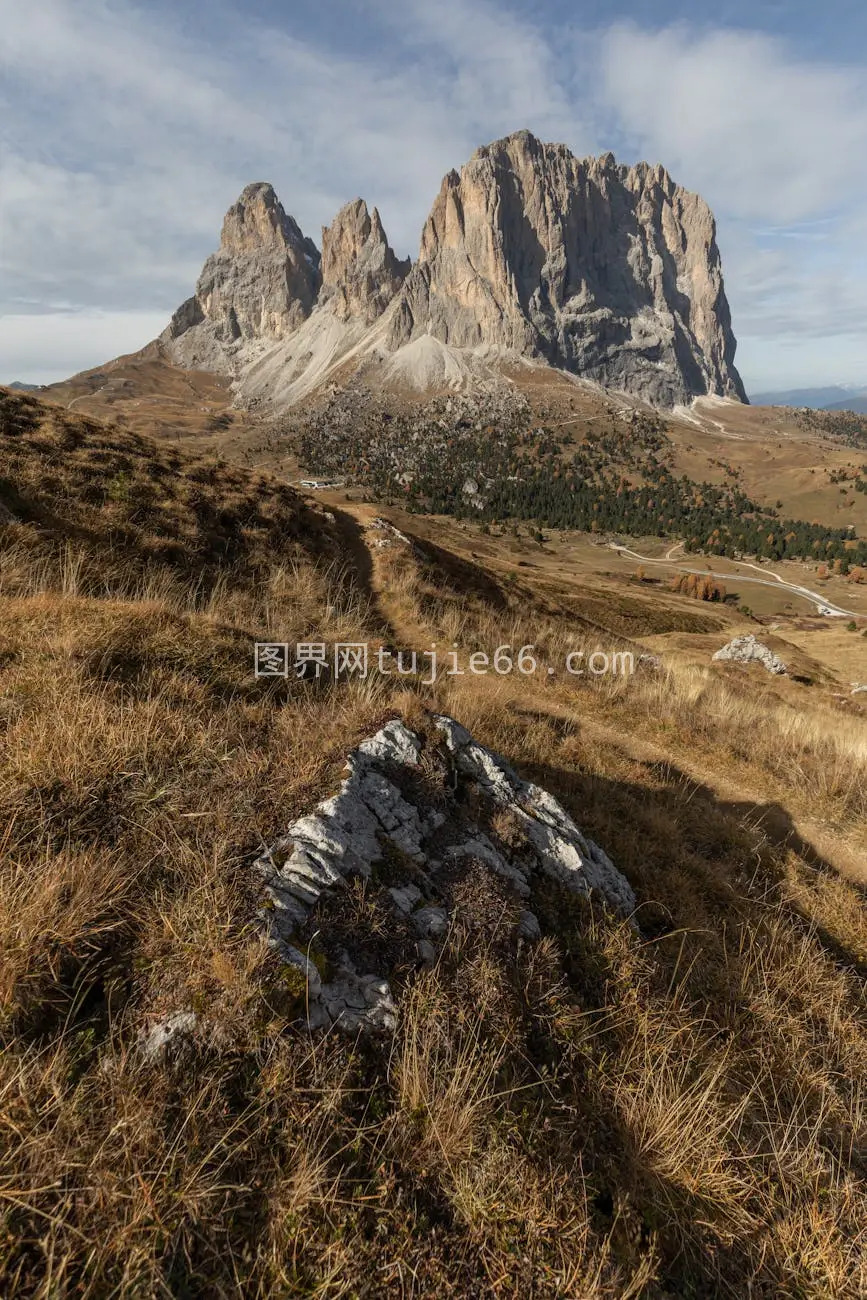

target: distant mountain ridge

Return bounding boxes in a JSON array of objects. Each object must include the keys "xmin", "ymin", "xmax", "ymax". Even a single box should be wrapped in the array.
[
  {"xmin": 105, "ymin": 131, "xmax": 750, "ymax": 412},
  {"xmin": 751, "ymin": 385, "xmax": 867, "ymax": 413}
]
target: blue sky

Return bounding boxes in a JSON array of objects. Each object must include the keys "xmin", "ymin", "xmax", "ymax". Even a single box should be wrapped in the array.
[{"xmin": 1, "ymin": 0, "xmax": 865, "ymax": 394}]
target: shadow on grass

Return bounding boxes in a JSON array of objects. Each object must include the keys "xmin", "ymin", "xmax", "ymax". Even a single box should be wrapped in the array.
[{"xmin": 476, "ymin": 717, "xmax": 867, "ymax": 1294}]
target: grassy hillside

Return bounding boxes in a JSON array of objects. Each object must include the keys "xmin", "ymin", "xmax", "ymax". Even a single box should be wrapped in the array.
[
  {"xmin": 1, "ymin": 389, "xmax": 865, "ymax": 1297},
  {"xmin": 36, "ymin": 341, "xmax": 239, "ymax": 441}
]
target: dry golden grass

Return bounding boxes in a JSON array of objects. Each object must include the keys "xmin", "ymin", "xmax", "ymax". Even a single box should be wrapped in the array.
[
  {"xmin": 391, "ymin": 973, "xmax": 506, "ymax": 1175},
  {"xmin": 598, "ymin": 659, "xmax": 867, "ymax": 829},
  {"xmin": 1, "ymin": 390, "xmax": 865, "ymax": 1296},
  {"xmin": 36, "ymin": 344, "xmax": 239, "ymax": 442}
]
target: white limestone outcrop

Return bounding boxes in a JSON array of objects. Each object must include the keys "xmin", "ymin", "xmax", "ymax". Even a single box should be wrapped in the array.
[{"xmin": 253, "ymin": 714, "xmax": 636, "ymax": 1034}]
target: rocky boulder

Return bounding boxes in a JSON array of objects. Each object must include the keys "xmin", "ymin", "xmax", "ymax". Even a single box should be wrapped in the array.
[
  {"xmin": 254, "ymin": 714, "xmax": 636, "ymax": 1034},
  {"xmin": 138, "ymin": 1010, "xmax": 201, "ymax": 1066},
  {"xmin": 713, "ymin": 633, "xmax": 787, "ymax": 675}
]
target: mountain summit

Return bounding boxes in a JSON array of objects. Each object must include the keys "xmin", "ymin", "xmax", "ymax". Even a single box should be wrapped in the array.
[
  {"xmin": 163, "ymin": 182, "xmax": 322, "ymax": 366},
  {"xmin": 388, "ymin": 131, "xmax": 745, "ymax": 407},
  {"xmin": 159, "ymin": 131, "xmax": 746, "ymax": 409},
  {"xmin": 320, "ymin": 199, "xmax": 411, "ymax": 324}
]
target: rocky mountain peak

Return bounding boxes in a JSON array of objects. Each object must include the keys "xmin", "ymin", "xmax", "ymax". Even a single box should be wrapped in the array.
[
  {"xmin": 159, "ymin": 132, "xmax": 746, "ymax": 411},
  {"xmin": 392, "ymin": 129, "xmax": 746, "ymax": 407},
  {"xmin": 161, "ymin": 183, "xmax": 322, "ymax": 369},
  {"xmin": 320, "ymin": 199, "xmax": 410, "ymax": 323},
  {"xmin": 219, "ymin": 182, "xmax": 320, "ymax": 262}
]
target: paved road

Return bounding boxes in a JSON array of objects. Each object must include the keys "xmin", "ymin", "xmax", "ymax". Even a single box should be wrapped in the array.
[{"xmin": 608, "ymin": 544, "xmax": 860, "ymax": 618}]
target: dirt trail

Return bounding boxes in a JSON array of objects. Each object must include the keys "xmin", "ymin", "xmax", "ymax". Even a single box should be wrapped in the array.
[
  {"xmin": 326, "ymin": 504, "xmax": 397, "ymax": 641},
  {"xmin": 609, "ymin": 543, "xmax": 859, "ymax": 618},
  {"xmin": 329, "ymin": 500, "xmax": 434, "ymax": 649},
  {"xmin": 67, "ymin": 386, "xmax": 109, "ymax": 411}
]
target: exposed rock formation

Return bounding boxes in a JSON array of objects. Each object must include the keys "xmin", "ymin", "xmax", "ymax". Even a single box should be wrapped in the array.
[
  {"xmin": 320, "ymin": 199, "xmax": 410, "ymax": 324},
  {"xmin": 254, "ymin": 715, "xmax": 635, "ymax": 1034},
  {"xmin": 157, "ymin": 131, "xmax": 745, "ymax": 409},
  {"xmin": 161, "ymin": 182, "xmax": 322, "ymax": 370},
  {"xmin": 713, "ymin": 634, "xmax": 787, "ymax": 675},
  {"xmin": 388, "ymin": 131, "xmax": 746, "ymax": 407}
]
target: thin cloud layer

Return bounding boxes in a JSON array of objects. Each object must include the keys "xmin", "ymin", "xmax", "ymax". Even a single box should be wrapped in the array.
[
  {"xmin": 0, "ymin": 311, "xmax": 171, "ymax": 388},
  {"xmin": 594, "ymin": 21, "xmax": 867, "ymax": 387},
  {"xmin": 596, "ymin": 22, "xmax": 867, "ymax": 223},
  {"xmin": 0, "ymin": 0, "xmax": 863, "ymax": 390}
]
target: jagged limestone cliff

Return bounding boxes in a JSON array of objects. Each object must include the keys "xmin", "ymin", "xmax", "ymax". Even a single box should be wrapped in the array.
[
  {"xmin": 159, "ymin": 131, "xmax": 746, "ymax": 409},
  {"xmin": 161, "ymin": 182, "xmax": 322, "ymax": 370},
  {"xmin": 319, "ymin": 199, "xmax": 410, "ymax": 324},
  {"xmin": 387, "ymin": 132, "xmax": 746, "ymax": 407}
]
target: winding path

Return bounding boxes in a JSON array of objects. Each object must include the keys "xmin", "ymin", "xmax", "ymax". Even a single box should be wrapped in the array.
[{"xmin": 608, "ymin": 543, "xmax": 860, "ymax": 618}]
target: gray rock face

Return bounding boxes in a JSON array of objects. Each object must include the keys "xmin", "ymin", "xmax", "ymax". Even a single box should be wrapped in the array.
[
  {"xmin": 320, "ymin": 199, "xmax": 409, "ymax": 324},
  {"xmin": 517, "ymin": 910, "xmax": 542, "ymax": 942},
  {"xmin": 388, "ymin": 131, "xmax": 746, "ymax": 407},
  {"xmin": 712, "ymin": 634, "xmax": 787, "ymax": 675},
  {"xmin": 161, "ymin": 182, "xmax": 322, "ymax": 370},
  {"xmin": 157, "ymin": 132, "xmax": 744, "ymax": 410},
  {"xmin": 434, "ymin": 715, "xmax": 638, "ymax": 918},
  {"xmin": 254, "ymin": 714, "xmax": 635, "ymax": 1034},
  {"xmin": 411, "ymin": 906, "xmax": 449, "ymax": 939}
]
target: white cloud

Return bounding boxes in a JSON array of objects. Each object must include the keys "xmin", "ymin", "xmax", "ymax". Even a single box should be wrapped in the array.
[
  {"xmin": 716, "ymin": 218, "xmax": 867, "ymax": 339},
  {"xmin": 594, "ymin": 22, "xmax": 867, "ymax": 382},
  {"xmin": 737, "ymin": 334, "xmax": 867, "ymax": 394},
  {"xmin": 241, "ymin": 0, "xmax": 589, "ymax": 253},
  {"xmin": 0, "ymin": 0, "xmax": 589, "ymax": 332},
  {"xmin": 0, "ymin": 311, "xmax": 170, "ymax": 386},
  {"xmin": 596, "ymin": 22, "xmax": 867, "ymax": 223},
  {"xmin": 365, "ymin": 0, "xmax": 582, "ymax": 147},
  {"xmin": 0, "ymin": 1, "xmax": 865, "ymax": 389}
]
